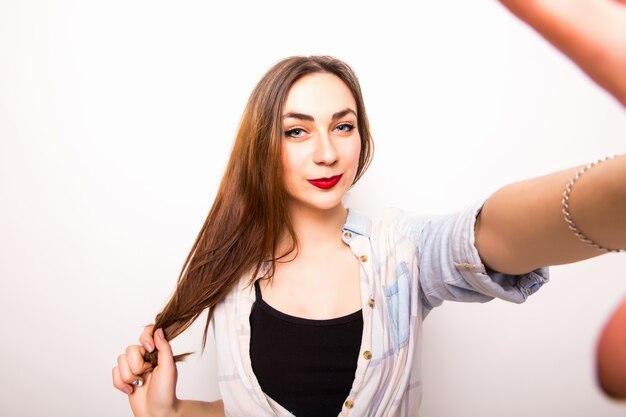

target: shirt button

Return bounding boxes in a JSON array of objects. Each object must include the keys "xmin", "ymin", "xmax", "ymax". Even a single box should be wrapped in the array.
[
  {"xmin": 359, "ymin": 255, "xmax": 368, "ymax": 262},
  {"xmin": 344, "ymin": 400, "xmax": 354, "ymax": 409},
  {"xmin": 363, "ymin": 350, "xmax": 372, "ymax": 360},
  {"xmin": 343, "ymin": 231, "xmax": 353, "ymax": 239},
  {"xmin": 368, "ymin": 298, "xmax": 375, "ymax": 308}
]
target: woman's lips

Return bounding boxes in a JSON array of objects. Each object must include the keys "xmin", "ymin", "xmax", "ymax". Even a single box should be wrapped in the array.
[{"xmin": 307, "ymin": 174, "xmax": 343, "ymax": 189}]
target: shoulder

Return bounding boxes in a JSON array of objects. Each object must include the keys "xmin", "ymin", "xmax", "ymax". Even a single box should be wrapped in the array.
[
  {"xmin": 345, "ymin": 207, "xmax": 425, "ymax": 257},
  {"xmin": 350, "ymin": 207, "xmax": 435, "ymax": 245}
]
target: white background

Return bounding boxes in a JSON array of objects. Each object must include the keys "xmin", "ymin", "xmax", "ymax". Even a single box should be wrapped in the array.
[{"xmin": 1, "ymin": 1, "xmax": 625, "ymax": 416}]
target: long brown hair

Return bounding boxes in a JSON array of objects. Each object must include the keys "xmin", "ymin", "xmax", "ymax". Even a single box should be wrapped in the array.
[{"xmin": 145, "ymin": 55, "xmax": 374, "ymax": 366}]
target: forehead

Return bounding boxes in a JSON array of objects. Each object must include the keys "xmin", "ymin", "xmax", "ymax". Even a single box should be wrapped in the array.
[{"xmin": 283, "ymin": 73, "xmax": 357, "ymax": 117}]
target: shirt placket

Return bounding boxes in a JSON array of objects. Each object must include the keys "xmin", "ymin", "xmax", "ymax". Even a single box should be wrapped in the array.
[{"xmin": 339, "ymin": 230, "xmax": 376, "ymax": 415}]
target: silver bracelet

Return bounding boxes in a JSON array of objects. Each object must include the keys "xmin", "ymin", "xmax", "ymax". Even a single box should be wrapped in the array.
[{"xmin": 562, "ymin": 155, "xmax": 624, "ymax": 253}]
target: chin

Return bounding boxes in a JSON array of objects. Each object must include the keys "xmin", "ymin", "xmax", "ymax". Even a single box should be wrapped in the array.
[
  {"xmin": 308, "ymin": 199, "xmax": 345, "ymax": 212},
  {"xmin": 315, "ymin": 201, "xmax": 344, "ymax": 212},
  {"xmin": 288, "ymin": 195, "xmax": 346, "ymax": 213}
]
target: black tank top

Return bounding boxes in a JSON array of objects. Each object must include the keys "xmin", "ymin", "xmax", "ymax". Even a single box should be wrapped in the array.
[{"xmin": 249, "ymin": 279, "xmax": 363, "ymax": 417}]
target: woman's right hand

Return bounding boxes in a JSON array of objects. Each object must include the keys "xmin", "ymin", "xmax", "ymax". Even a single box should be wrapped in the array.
[
  {"xmin": 499, "ymin": 0, "xmax": 626, "ymax": 106},
  {"xmin": 113, "ymin": 326, "xmax": 179, "ymax": 417}
]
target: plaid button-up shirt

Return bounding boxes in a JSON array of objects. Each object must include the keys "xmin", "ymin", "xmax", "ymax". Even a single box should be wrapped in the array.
[{"xmin": 212, "ymin": 200, "xmax": 549, "ymax": 416}]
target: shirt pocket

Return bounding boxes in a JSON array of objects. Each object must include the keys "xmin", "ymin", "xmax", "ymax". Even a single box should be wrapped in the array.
[{"xmin": 383, "ymin": 261, "xmax": 410, "ymax": 353}]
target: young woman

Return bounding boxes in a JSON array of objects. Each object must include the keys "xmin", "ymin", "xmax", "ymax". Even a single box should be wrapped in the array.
[{"xmin": 112, "ymin": 1, "xmax": 626, "ymax": 416}]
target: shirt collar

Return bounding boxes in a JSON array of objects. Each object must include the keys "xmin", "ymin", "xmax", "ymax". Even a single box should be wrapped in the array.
[{"xmin": 343, "ymin": 209, "xmax": 371, "ymax": 239}]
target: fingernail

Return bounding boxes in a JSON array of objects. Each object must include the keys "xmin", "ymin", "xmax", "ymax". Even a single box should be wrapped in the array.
[
  {"xmin": 123, "ymin": 386, "xmax": 132, "ymax": 395},
  {"xmin": 156, "ymin": 328, "xmax": 164, "ymax": 340},
  {"xmin": 144, "ymin": 342, "xmax": 153, "ymax": 352}
]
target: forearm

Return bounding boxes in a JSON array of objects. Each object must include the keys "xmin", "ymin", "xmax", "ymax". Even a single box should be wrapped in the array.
[
  {"xmin": 475, "ymin": 154, "xmax": 626, "ymax": 274},
  {"xmin": 172, "ymin": 399, "xmax": 224, "ymax": 417},
  {"xmin": 499, "ymin": 0, "xmax": 626, "ymax": 106}
]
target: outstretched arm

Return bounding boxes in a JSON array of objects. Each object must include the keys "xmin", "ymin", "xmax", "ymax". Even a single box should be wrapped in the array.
[
  {"xmin": 499, "ymin": 0, "xmax": 626, "ymax": 106},
  {"xmin": 497, "ymin": 0, "xmax": 626, "ymax": 400},
  {"xmin": 475, "ymin": 155, "xmax": 626, "ymax": 274}
]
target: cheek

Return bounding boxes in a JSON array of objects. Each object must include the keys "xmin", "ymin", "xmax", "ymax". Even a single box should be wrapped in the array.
[
  {"xmin": 281, "ymin": 145, "xmax": 302, "ymax": 187},
  {"xmin": 281, "ymin": 147, "xmax": 293, "ymax": 173},
  {"xmin": 346, "ymin": 138, "xmax": 362, "ymax": 186},
  {"xmin": 346, "ymin": 136, "xmax": 362, "ymax": 170}
]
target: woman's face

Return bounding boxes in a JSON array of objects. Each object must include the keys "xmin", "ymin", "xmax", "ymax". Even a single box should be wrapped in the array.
[{"xmin": 281, "ymin": 72, "xmax": 361, "ymax": 213}]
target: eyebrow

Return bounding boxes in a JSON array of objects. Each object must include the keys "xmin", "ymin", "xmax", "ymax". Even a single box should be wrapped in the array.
[{"xmin": 282, "ymin": 108, "xmax": 357, "ymax": 122}]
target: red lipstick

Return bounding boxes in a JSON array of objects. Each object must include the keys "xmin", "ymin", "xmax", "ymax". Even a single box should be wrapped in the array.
[{"xmin": 307, "ymin": 174, "xmax": 343, "ymax": 190}]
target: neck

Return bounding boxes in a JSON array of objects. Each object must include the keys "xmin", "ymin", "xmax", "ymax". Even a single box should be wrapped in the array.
[{"xmin": 281, "ymin": 202, "xmax": 348, "ymax": 257}]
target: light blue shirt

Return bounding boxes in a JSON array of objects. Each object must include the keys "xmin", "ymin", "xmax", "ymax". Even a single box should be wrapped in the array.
[{"xmin": 213, "ymin": 198, "xmax": 549, "ymax": 416}]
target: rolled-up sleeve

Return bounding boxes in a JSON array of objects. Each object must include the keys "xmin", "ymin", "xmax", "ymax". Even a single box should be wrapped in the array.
[{"xmin": 395, "ymin": 199, "xmax": 549, "ymax": 314}]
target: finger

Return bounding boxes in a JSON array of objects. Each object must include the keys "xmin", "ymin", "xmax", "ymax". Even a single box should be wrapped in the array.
[
  {"xmin": 117, "ymin": 353, "xmax": 142, "ymax": 386},
  {"xmin": 112, "ymin": 365, "xmax": 133, "ymax": 395},
  {"xmin": 139, "ymin": 324, "xmax": 155, "ymax": 353},
  {"xmin": 154, "ymin": 328, "xmax": 175, "ymax": 373},
  {"xmin": 126, "ymin": 345, "xmax": 152, "ymax": 375}
]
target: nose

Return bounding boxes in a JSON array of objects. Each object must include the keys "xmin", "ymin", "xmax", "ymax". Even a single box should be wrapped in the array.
[{"xmin": 313, "ymin": 132, "xmax": 338, "ymax": 166}]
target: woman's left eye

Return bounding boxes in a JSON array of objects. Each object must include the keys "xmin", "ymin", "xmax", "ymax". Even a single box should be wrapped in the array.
[{"xmin": 335, "ymin": 123, "xmax": 355, "ymax": 133}]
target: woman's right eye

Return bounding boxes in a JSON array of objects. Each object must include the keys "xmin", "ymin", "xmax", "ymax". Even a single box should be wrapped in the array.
[{"xmin": 284, "ymin": 128, "xmax": 306, "ymax": 139}]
